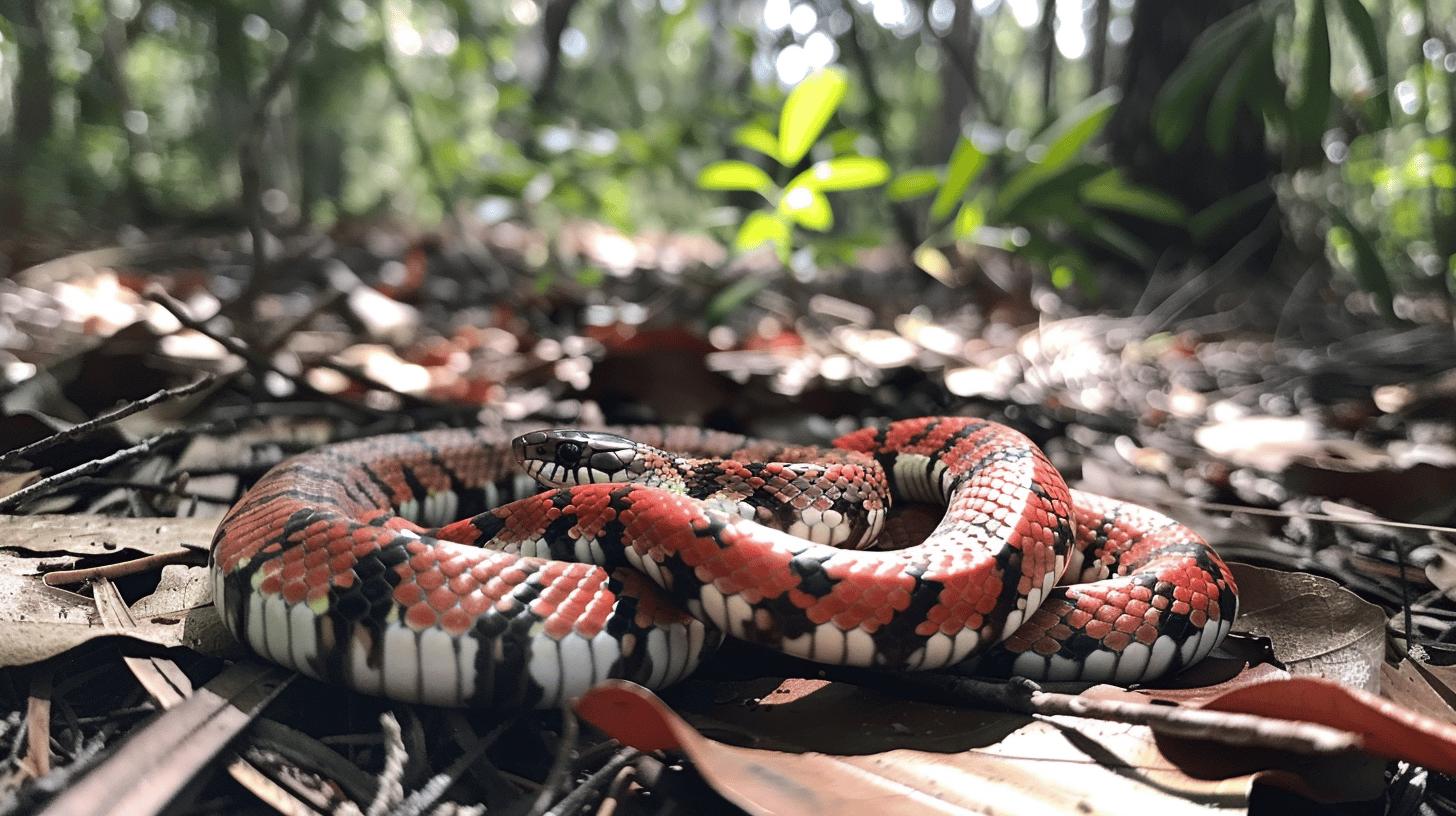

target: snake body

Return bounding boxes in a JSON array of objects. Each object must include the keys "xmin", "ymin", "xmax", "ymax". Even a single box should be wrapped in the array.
[{"xmin": 211, "ymin": 417, "xmax": 1238, "ymax": 708}]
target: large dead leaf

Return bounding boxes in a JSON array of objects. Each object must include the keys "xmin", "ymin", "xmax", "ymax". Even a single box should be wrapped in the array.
[
  {"xmin": 579, "ymin": 679, "xmax": 1255, "ymax": 815},
  {"xmin": 1227, "ymin": 563, "xmax": 1384, "ymax": 690},
  {"xmin": 0, "ymin": 514, "xmax": 235, "ymax": 665},
  {"xmin": 0, "ymin": 513, "xmax": 219, "ymax": 561},
  {"xmin": 1193, "ymin": 676, "xmax": 1456, "ymax": 774}
]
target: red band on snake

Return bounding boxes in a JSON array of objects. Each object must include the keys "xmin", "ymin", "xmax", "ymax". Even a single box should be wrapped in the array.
[{"xmin": 210, "ymin": 417, "xmax": 1239, "ymax": 708}]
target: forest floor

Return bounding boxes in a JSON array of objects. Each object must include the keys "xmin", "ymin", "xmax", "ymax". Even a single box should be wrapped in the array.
[{"xmin": 2, "ymin": 221, "xmax": 1456, "ymax": 815}]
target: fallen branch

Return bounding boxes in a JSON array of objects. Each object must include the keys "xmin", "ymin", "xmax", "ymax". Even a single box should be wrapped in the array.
[
  {"xmin": 0, "ymin": 427, "xmax": 201, "ymax": 512},
  {"xmin": 42, "ymin": 548, "xmax": 202, "ymax": 587},
  {"xmin": 0, "ymin": 375, "xmax": 214, "ymax": 471},
  {"xmin": 896, "ymin": 674, "xmax": 1360, "ymax": 755},
  {"xmin": 148, "ymin": 285, "xmax": 440, "ymax": 412},
  {"xmin": 528, "ymin": 707, "xmax": 579, "ymax": 816}
]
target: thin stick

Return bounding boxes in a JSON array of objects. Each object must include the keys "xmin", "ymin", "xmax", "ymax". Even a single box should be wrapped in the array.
[
  {"xmin": 43, "ymin": 548, "xmax": 201, "ymax": 587},
  {"xmin": 1177, "ymin": 498, "xmax": 1456, "ymax": 537},
  {"xmin": 528, "ymin": 708, "xmax": 580, "ymax": 816},
  {"xmin": 24, "ymin": 669, "xmax": 52, "ymax": 778},
  {"xmin": 544, "ymin": 748, "xmax": 639, "ymax": 816},
  {"xmin": 148, "ymin": 286, "xmax": 438, "ymax": 411},
  {"xmin": 895, "ymin": 674, "xmax": 1359, "ymax": 754},
  {"xmin": 0, "ymin": 375, "xmax": 214, "ymax": 471},
  {"xmin": 0, "ymin": 427, "xmax": 198, "ymax": 512}
]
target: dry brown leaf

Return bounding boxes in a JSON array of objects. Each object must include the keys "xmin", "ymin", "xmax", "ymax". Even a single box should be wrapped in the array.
[
  {"xmin": 1380, "ymin": 660, "xmax": 1456, "ymax": 725},
  {"xmin": 1228, "ymin": 563, "xmax": 1384, "ymax": 690},
  {"xmin": 0, "ymin": 514, "xmax": 237, "ymax": 666},
  {"xmin": 580, "ymin": 679, "xmax": 1254, "ymax": 816},
  {"xmin": 0, "ymin": 513, "xmax": 219, "ymax": 560}
]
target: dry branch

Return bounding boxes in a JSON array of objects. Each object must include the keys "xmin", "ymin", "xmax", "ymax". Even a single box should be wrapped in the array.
[
  {"xmin": 898, "ymin": 674, "xmax": 1360, "ymax": 755},
  {"xmin": 0, "ymin": 375, "xmax": 214, "ymax": 472},
  {"xmin": 0, "ymin": 428, "xmax": 200, "ymax": 512}
]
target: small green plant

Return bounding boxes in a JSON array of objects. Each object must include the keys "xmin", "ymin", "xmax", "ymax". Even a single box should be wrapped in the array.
[
  {"xmin": 890, "ymin": 90, "xmax": 1186, "ymax": 289},
  {"xmin": 697, "ymin": 67, "xmax": 891, "ymax": 263}
]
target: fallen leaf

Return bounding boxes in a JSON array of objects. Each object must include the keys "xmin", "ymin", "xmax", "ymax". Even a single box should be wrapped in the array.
[
  {"xmin": 1197, "ymin": 677, "xmax": 1456, "ymax": 774},
  {"xmin": 1228, "ymin": 563, "xmax": 1384, "ymax": 690},
  {"xmin": 0, "ymin": 514, "xmax": 237, "ymax": 665},
  {"xmin": 579, "ymin": 679, "xmax": 1255, "ymax": 816},
  {"xmin": 0, "ymin": 513, "xmax": 219, "ymax": 559},
  {"xmin": 1380, "ymin": 660, "xmax": 1456, "ymax": 725}
]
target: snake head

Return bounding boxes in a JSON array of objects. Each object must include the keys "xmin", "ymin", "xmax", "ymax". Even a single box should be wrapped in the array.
[{"xmin": 512, "ymin": 429, "xmax": 644, "ymax": 486}]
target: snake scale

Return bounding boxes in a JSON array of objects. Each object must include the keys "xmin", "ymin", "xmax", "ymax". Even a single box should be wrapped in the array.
[{"xmin": 210, "ymin": 417, "xmax": 1239, "ymax": 708}]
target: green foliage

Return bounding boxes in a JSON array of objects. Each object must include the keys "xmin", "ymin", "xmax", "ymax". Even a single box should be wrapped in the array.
[
  {"xmin": 894, "ymin": 89, "xmax": 1178, "ymax": 288},
  {"xmin": 698, "ymin": 67, "xmax": 889, "ymax": 264},
  {"xmin": 1154, "ymin": 0, "xmax": 1456, "ymax": 318}
]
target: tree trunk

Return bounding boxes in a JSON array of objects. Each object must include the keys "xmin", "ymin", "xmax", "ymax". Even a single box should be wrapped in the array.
[
  {"xmin": 3, "ymin": 0, "xmax": 57, "ymax": 227},
  {"xmin": 1107, "ymin": 0, "xmax": 1278, "ymax": 267}
]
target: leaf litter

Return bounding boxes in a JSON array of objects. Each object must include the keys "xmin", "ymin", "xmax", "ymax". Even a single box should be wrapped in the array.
[{"xmin": 3, "ymin": 229, "xmax": 1456, "ymax": 813}]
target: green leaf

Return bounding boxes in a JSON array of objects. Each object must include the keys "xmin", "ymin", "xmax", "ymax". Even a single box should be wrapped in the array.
[
  {"xmin": 733, "ymin": 211, "xmax": 791, "ymax": 259},
  {"xmin": 707, "ymin": 275, "xmax": 775, "ymax": 323},
  {"xmin": 930, "ymin": 137, "xmax": 987, "ymax": 222},
  {"xmin": 1189, "ymin": 182, "xmax": 1273, "ymax": 241},
  {"xmin": 993, "ymin": 161, "xmax": 1105, "ymax": 223},
  {"xmin": 887, "ymin": 169, "xmax": 941, "ymax": 201},
  {"xmin": 1153, "ymin": 6, "xmax": 1263, "ymax": 150},
  {"xmin": 1329, "ymin": 211, "xmax": 1396, "ymax": 321},
  {"xmin": 733, "ymin": 124, "xmax": 781, "ymax": 161},
  {"xmin": 791, "ymin": 156, "xmax": 891, "ymax": 192},
  {"xmin": 824, "ymin": 128, "xmax": 863, "ymax": 155},
  {"xmin": 698, "ymin": 160, "xmax": 775, "ymax": 194},
  {"xmin": 952, "ymin": 201, "xmax": 984, "ymax": 239},
  {"xmin": 1205, "ymin": 22, "xmax": 1270, "ymax": 157},
  {"xmin": 1294, "ymin": 0, "xmax": 1332, "ymax": 148},
  {"xmin": 1081, "ymin": 170, "xmax": 1187, "ymax": 225},
  {"xmin": 1034, "ymin": 88, "xmax": 1120, "ymax": 172},
  {"xmin": 779, "ymin": 184, "xmax": 834, "ymax": 231},
  {"xmin": 1332, "ymin": 0, "xmax": 1389, "ymax": 127},
  {"xmin": 778, "ymin": 67, "xmax": 849, "ymax": 166},
  {"xmin": 912, "ymin": 245, "xmax": 955, "ymax": 284},
  {"xmin": 1077, "ymin": 217, "xmax": 1155, "ymax": 266}
]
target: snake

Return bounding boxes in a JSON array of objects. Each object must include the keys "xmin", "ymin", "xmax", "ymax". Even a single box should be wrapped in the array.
[{"xmin": 210, "ymin": 416, "xmax": 1239, "ymax": 708}]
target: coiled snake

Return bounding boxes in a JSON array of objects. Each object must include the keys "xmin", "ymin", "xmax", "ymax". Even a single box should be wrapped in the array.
[{"xmin": 211, "ymin": 417, "xmax": 1238, "ymax": 708}]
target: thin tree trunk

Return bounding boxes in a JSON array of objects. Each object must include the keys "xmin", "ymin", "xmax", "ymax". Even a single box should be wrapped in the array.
[
  {"xmin": 4, "ymin": 0, "xmax": 57, "ymax": 227},
  {"xmin": 98, "ymin": 0, "xmax": 156, "ymax": 222},
  {"xmin": 1038, "ymin": 0, "xmax": 1056, "ymax": 119},
  {"xmin": 1089, "ymin": 0, "xmax": 1111, "ymax": 91}
]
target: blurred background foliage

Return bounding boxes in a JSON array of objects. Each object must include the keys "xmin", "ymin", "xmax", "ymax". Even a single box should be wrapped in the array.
[{"xmin": 1, "ymin": 0, "xmax": 1455, "ymax": 320}]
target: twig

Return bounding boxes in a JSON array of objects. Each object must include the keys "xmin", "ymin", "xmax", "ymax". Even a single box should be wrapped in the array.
[
  {"xmin": 0, "ymin": 427, "xmax": 199, "ymax": 512},
  {"xmin": 148, "ymin": 286, "xmax": 434, "ymax": 413},
  {"xmin": 261, "ymin": 286, "xmax": 348, "ymax": 355},
  {"xmin": 589, "ymin": 765, "xmax": 635, "ymax": 816},
  {"xmin": 895, "ymin": 674, "xmax": 1359, "ymax": 754},
  {"xmin": 0, "ymin": 375, "xmax": 214, "ymax": 471},
  {"xmin": 1177, "ymin": 498, "xmax": 1456, "ymax": 537},
  {"xmin": 544, "ymin": 748, "xmax": 639, "ymax": 816},
  {"xmin": 43, "ymin": 548, "xmax": 202, "ymax": 587},
  {"xmin": 24, "ymin": 669, "xmax": 52, "ymax": 779},
  {"xmin": 528, "ymin": 708, "xmax": 579, "ymax": 816}
]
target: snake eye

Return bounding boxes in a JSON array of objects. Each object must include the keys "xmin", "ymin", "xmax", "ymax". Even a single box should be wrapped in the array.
[{"xmin": 554, "ymin": 441, "xmax": 582, "ymax": 464}]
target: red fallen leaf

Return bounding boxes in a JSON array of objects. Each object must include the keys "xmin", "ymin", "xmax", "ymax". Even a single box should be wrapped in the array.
[
  {"xmin": 578, "ymin": 680, "xmax": 1256, "ymax": 815},
  {"xmin": 1196, "ymin": 676, "xmax": 1456, "ymax": 774},
  {"xmin": 741, "ymin": 328, "xmax": 805, "ymax": 351}
]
